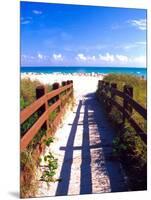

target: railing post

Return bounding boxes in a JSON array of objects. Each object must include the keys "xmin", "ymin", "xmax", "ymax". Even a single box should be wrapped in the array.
[
  {"xmin": 66, "ymin": 80, "xmax": 70, "ymax": 94},
  {"xmin": 97, "ymin": 80, "xmax": 104, "ymax": 102},
  {"xmin": 67, "ymin": 80, "xmax": 70, "ymax": 85},
  {"xmin": 62, "ymin": 81, "xmax": 67, "ymax": 86},
  {"xmin": 62, "ymin": 81, "xmax": 67, "ymax": 95},
  {"xmin": 105, "ymin": 82, "xmax": 110, "ymax": 92},
  {"xmin": 52, "ymin": 82, "xmax": 60, "ymax": 90},
  {"xmin": 36, "ymin": 85, "xmax": 48, "ymax": 131},
  {"xmin": 70, "ymin": 80, "xmax": 73, "ymax": 97},
  {"xmin": 111, "ymin": 83, "xmax": 117, "ymax": 99},
  {"xmin": 111, "ymin": 83, "xmax": 117, "ymax": 110},
  {"xmin": 123, "ymin": 85, "xmax": 133, "ymax": 124},
  {"xmin": 98, "ymin": 80, "xmax": 101, "ymax": 89},
  {"xmin": 100, "ymin": 80, "xmax": 104, "ymax": 91},
  {"xmin": 52, "ymin": 82, "xmax": 61, "ymax": 111},
  {"xmin": 104, "ymin": 82, "xmax": 109, "ymax": 104}
]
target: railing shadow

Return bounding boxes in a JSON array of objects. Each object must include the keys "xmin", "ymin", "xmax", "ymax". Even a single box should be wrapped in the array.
[
  {"xmin": 55, "ymin": 100, "xmax": 82, "ymax": 196},
  {"xmin": 56, "ymin": 92, "xmax": 127, "ymax": 196},
  {"xmin": 84, "ymin": 92, "xmax": 127, "ymax": 192},
  {"xmin": 80, "ymin": 101, "xmax": 92, "ymax": 194}
]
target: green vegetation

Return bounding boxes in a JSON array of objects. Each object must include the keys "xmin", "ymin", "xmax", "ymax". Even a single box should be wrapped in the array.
[
  {"xmin": 21, "ymin": 113, "xmax": 39, "ymax": 137},
  {"xmin": 103, "ymin": 74, "xmax": 146, "ymax": 108},
  {"xmin": 20, "ymin": 149, "xmax": 38, "ymax": 198},
  {"xmin": 21, "ymin": 78, "xmax": 52, "ymax": 110},
  {"xmin": 28, "ymin": 129, "xmax": 46, "ymax": 150},
  {"xmin": 40, "ymin": 152, "xmax": 61, "ymax": 183},
  {"xmin": 99, "ymin": 74, "xmax": 147, "ymax": 191},
  {"xmin": 20, "ymin": 134, "xmax": 59, "ymax": 198},
  {"xmin": 112, "ymin": 124, "xmax": 147, "ymax": 190},
  {"xmin": 103, "ymin": 74, "xmax": 146, "ymax": 132},
  {"xmin": 20, "ymin": 78, "xmax": 74, "ymax": 197},
  {"xmin": 43, "ymin": 136, "xmax": 54, "ymax": 147}
]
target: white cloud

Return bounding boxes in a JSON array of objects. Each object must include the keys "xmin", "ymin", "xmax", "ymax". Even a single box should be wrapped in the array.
[
  {"xmin": 120, "ymin": 41, "xmax": 146, "ymax": 51},
  {"xmin": 116, "ymin": 55, "xmax": 128, "ymax": 63},
  {"xmin": 76, "ymin": 54, "xmax": 96, "ymax": 62},
  {"xmin": 99, "ymin": 53, "xmax": 128, "ymax": 63},
  {"xmin": 32, "ymin": 10, "xmax": 43, "ymax": 15},
  {"xmin": 90, "ymin": 56, "xmax": 96, "ymax": 61},
  {"xmin": 99, "ymin": 53, "xmax": 115, "ymax": 62},
  {"xmin": 75, "ymin": 52, "xmax": 146, "ymax": 66},
  {"xmin": 136, "ymin": 41, "xmax": 146, "ymax": 45},
  {"xmin": 21, "ymin": 54, "xmax": 35, "ymax": 60},
  {"xmin": 123, "ymin": 44, "xmax": 137, "ymax": 50},
  {"xmin": 52, "ymin": 53, "xmax": 63, "ymax": 61},
  {"xmin": 38, "ymin": 53, "xmax": 43, "ymax": 59},
  {"xmin": 131, "ymin": 56, "xmax": 146, "ymax": 65},
  {"xmin": 128, "ymin": 19, "xmax": 146, "ymax": 30},
  {"xmin": 21, "ymin": 17, "xmax": 32, "ymax": 25},
  {"xmin": 21, "ymin": 20, "xmax": 31, "ymax": 25},
  {"xmin": 76, "ymin": 54, "xmax": 87, "ymax": 61}
]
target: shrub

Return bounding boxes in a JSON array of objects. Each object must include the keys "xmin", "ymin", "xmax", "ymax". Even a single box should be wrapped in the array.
[
  {"xmin": 112, "ymin": 124, "xmax": 147, "ymax": 190},
  {"xmin": 20, "ymin": 150, "xmax": 38, "ymax": 198},
  {"xmin": 99, "ymin": 74, "xmax": 147, "ymax": 190},
  {"xmin": 21, "ymin": 78, "xmax": 52, "ymax": 110}
]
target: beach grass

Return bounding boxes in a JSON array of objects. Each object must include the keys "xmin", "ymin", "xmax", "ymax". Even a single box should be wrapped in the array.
[
  {"xmin": 103, "ymin": 73, "xmax": 146, "ymax": 107},
  {"xmin": 103, "ymin": 74, "xmax": 147, "ymax": 132},
  {"xmin": 102, "ymin": 74, "xmax": 147, "ymax": 190},
  {"xmin": 20, "ymin": 77, "xmax": 74, "ymax": 197},
  {"xmin": 21, "ymin": 78, "xmax": 52, "ymax": 110}
]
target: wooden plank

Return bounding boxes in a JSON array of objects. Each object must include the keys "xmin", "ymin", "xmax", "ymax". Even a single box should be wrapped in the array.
[
  {"xmin": 20, "ymin": 100, "xmax": 61, "ymax": 150},
  {"xmin": 46, "ymin": 84, "xmax": 73, "ymax": 101},
  {"xmin": 110, "ymin": 99, "xmax": 146, "ymax": 142},
  {"xmin": 61, "ymin": 89, "xmax": 72, "ymax": 101},
  {"xmin": 21, "ymin": 84, "xmax": 73, "ymax": 124},
  {"xmin": 112, "ymin": 88, "xmax": 124, "ymax": 98},
  {"xmin": 21, "ymin": 110, "xmax": 47, "ymax": 151},
  {"xmin": 124, "ymin": 110, "xmax": 147, "ymax": 144},
  {"xmin": 125, "ymin": 94, "xmax": 147, "ymax": 119},
  {"xmin": 21, "ymin": 95, "xmax": 46, "ymax": 124},
  {"xmin": 53, "ymin": 111, "xmax": 62, "ymax": 128},
  {"xmin": 47, "ymin": 99, "xmax": 61, "ymax": 114},
  {"xmin": 111, "ymin": 88, "xmax": 147, "ymax": 119},
  {"xmin": 129, "ymin": 117, "xmax": 147, "ymax": 144},
  {"xmin": 111, "ymin": 99, "xmax": 123, "ymax": 112}
]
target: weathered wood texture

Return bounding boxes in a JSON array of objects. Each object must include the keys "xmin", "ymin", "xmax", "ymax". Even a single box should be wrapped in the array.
[
  {"xmin": 97, "ymin": 80, "xmax": 147, "ymax": 144},
  {"xmin": 20, "ymin": 81, "xmax": 73, "ymax": 150}
]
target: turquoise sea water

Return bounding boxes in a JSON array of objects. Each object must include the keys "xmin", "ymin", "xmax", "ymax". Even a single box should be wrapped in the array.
[{"xmin": 21, "ymin": 66, "xmax": 147, "ymax": 78}]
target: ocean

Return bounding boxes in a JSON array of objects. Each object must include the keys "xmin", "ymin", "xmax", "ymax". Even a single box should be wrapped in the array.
[{"xmin": 21, "ymin": 66, "xmax": 147, "ymax": 78}]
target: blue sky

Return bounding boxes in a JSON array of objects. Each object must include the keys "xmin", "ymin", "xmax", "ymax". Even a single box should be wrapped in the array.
[{"xmin": 20, "ymin": 1, "xmax": 147, "ymax": 67}]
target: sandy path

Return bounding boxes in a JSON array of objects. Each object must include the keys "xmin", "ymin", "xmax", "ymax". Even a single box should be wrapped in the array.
[{"xmin": 36, "ymin": 78, "xmax": 128, "ymax": 197}]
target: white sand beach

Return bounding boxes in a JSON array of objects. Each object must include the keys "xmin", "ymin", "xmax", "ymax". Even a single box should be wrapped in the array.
[
  {"xmin": 21, "ymin": 72, "xmax": 104, "ymax": 101},
  {"xmin": 21, "ymin": 73, "xmax": 127, "ymax": 196}
]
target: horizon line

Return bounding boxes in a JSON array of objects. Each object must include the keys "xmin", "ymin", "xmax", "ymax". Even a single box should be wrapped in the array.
[{"xmin": 21, "ymin": 66, "xmax": 147, "ymax": 68}]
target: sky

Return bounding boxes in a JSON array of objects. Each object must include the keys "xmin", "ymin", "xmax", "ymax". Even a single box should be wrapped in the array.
[{"xmin": 20, "ymin": 1, "xmax": 147, "ymax": 67}]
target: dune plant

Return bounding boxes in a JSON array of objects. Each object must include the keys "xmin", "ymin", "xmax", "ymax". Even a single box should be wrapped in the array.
[
  {"xmin": 20, "ymin": 78, "xmax": 74, "ymax": 196},
  {"xmin": 39, "ymin": 152, "xmax": 60, "ymax": 183},
  {"xmin": 43, "ymin": 136, "xmax": 54, "ymax": 147},
  {"xmin": 100, "ymin": 74, "xmax": 147, "ymax": 190},
  {"xmin": 21, "ymin": 78, "xmax": 52, "ymax": 110},
  {"xmin": 20, "ymin": 149, "xmax": 38, "ymax": 198}
]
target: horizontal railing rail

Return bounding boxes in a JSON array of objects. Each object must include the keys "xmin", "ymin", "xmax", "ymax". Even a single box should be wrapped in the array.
[
  {"xmin": 97, "ymin": 80, "xmax": 147, "ymax": 144},
  {"xmin": 110, "ymin": 88, "xmax": 147, "ymax": 119},
  {"xmin": 20, "ymin": 81, "xmax": 73, "ymax": 151}
]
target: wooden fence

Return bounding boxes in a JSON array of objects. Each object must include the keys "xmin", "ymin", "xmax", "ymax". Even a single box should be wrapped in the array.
[
  {"xmin": 20, "ymin": 80, "xmax": 73, "ymax": 151},
  {"xmin": 97, "ymin": 80, "xmax": 147, "ymax": 144}
]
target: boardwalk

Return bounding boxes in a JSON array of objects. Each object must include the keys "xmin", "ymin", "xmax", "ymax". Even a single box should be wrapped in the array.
[{"xmin": 37, "ymin": 92, "xmax": 128, "ymax": 197}]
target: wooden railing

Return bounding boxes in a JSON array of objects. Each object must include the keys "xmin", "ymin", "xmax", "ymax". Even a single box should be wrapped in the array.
[
  {"xmin": 96, "ymin": 80, "xmax": 147, "ymax": 144},
  {"xmin": 20, "ymin": 80, "xmax": 73, "ymax": 151}
]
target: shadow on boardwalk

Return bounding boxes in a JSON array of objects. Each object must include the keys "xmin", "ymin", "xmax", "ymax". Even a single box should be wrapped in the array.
[{"xmin": 56, "ymin": 93, "xmax": 128, "ymax": 196}]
